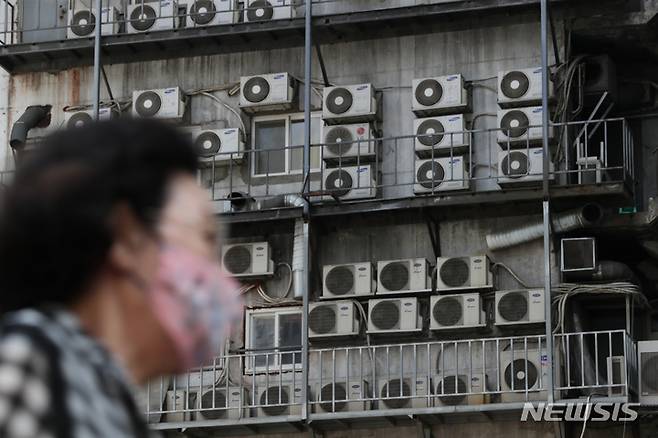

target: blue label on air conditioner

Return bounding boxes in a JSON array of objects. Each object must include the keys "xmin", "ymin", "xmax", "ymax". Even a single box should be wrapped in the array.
[
  {"xmin": 356, "ymin": 85, "xmax": 369, "ymax": 91},
  {"xmin": 533, "ymin": 150, "xmax": 543, "ymax": 155},
  {"xmin": 295, "ymin": 388, "xmax": 301, "ymax": 393},
  {"xmin": 164, "ymin": 88, "xmax": 176, "ymax": 94},
  {"xmin": 449, "ymin": 158, "xmax": 461, "ymax": 164},
  {"xmin": 448, "ymin": 116, "xmax": 460, "ymax": 122},
  {"xmin": 273, "ymin": 74, "xmax": 286, "ymax": 80},
  {"xmin": 356, "ymin": 167, "xmax": 368, "ymax": 173},
  {"xmin": 533, "ymin": 68, "xmax": 542, "ymax": 74},
  {"xmin": 161, "ymin": 1, "xmax": 171, "ymax": 7},
  {"xmin": 340, "ymin": 306, "xmax": 349, "ymax": 311},
  {"xmin": 224, "ymin": 129, "xmax": 236, "ymax": 134},
  {"xmin": 532, "ymin": 108, "xmax": 543, "ymax": 114},
  {"xmin": 447, "ymin": 75, "xmax": 459, "ymax": 81},
  {"xmin": 403, "ymin": 302, "xmax": 413, "ymax": 307},
  {"xmin": 466, "ymin": 297, "xmax": 475, "ymax": 302},
  {"xmin": 532, "ymin": 292, "xmax": 542, "ymax": 298}
]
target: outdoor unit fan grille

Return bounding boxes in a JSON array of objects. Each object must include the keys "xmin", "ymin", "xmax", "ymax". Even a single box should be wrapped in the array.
[
  {"xmin": 500, "ymin": 151, "xmax": 530, "ymax": 178},
  {"xmin": 380, "ymin": 262, "xmax": 410, "ymax": 291},
  {"xmin": 381, "ymin": 379, "xmax": 411, "ymax": 409},
  {"xmin": 195, "ymin": 131, "xmax": 222, "ymax": 157},
  {"xmin": 319, "ymin": 383, "xmax": 348, "ymax": 412},
  {"xmin": 501, "ymin": 71, "xmax": 530, "ymax": 99},
  {"xmin": 326, "ymin": 88, "xmax": 353, "ymax": 114},
  {"xmin": 325, "ymin": 170, "xmax": 353, "ymax": 197},
  {"xmin": 415, "ymin": 79, "xmax": 443, "ymax": 107},
  {"xmin": 190, "ymin": 0, "xmax": 217, "ymax": 25},
  {"xmin": 243, "ymin": 76, "xmax": 271, "ymax": 103},
  {"xmin": 325, "ymin": 266, "xmax": 354, "ymax": 296},
  {"xmin": 130, "ymin": 5, "xmax": 157, "ymax": 31},
  {"xmin": 436, "ymin": 376, "xmax": 467, "ymax": 406},
  {"xmin": 325, "ymin": 126, "xmax": 355, "ymax": 156},
  {"xmin": 200, "ymin": 390, "xmax": 228, "ymax": 420},
  {"xmin": 309, "ymin": 305, "xmax": 337, "ymax": 335},
  {"xmin": 642, "ymin": 352, "xmax": 658, "ymax": 393},
  {"xmin": 71, "ymin": 10, "xmax": 96, "ymax": 36},
  {"xmin": 504, "ymin": 358, "xmax": 538, "ymax": 391},
  {"xmin": 260, "ymin": 386, "xmax": 289, "ymax": 416},
  {"xmin": 500, "ymin": 110, "xmax": 530, "ymax": 138},
  {"xmin": 417, "ymin": 160, "xmax": 445, "ymax": 189},
  {"xmin": 247, "ymin": 0, "xmax": 275, "ymax": 21},
  {"xmin": 433, "ymin": 297, "xmax": 462, "ymax": 327},
  {"xmin": 371, "ymin": 301, "xmax": 400, "ymax": 330},
  {"xmin": 135, "ymin": 91, "xmax": 162, "ymax": 117},
  {"xmin": 416, "ymin": 119, "xmax": 445, "ymax": 146},
  {"xmin": 67, "ymin": 112, "xmax": 93, "ymax": 129},
  {"xmin": 498, "ymin": 292, "xmax": 528, "ymax": 322},
  {"xmin": 223, "ymin": 246, "xmax": 252, "ymax": 274},
  {"xmin": 439, "ymin": 258, "xmax": 470, "ymax": 287}
]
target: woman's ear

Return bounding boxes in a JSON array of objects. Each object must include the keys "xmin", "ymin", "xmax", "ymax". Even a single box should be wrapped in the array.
[{"xmin": 107, "ymin": 203, "xmax": 153, "ymax": 273}]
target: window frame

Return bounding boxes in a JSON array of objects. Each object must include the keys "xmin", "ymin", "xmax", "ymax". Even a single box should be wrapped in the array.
[
  {"xmin": 244, "ymin": 306, "xmax": 303, "ymax": 374},
  {"xmin": 250, "ymin": 111, "xmax": 323, "ymax": 178}
]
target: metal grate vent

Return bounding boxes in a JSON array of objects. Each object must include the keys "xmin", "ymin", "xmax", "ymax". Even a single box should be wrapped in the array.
[
  {"xmin": 433, "ymin": 297, "xmax": 462, "ymax": 326},
  {"xmin": 500, "ymin": 110, "xmax": 530, "ymax": 138},
  {"xmin": 190, "ymin": 0, "xmax": 217, "ymax": 25},
  {"xmin": 436, "ymin": 376, "xmax": 467, "ymax": 405},
  {"xmin": 500, "ymin": 151, "xmax": 530, "ymax": 178},
  {"xmin": 195, "ymin": 131, "xmax": 222, "ymax": 157},
  {"xmin": 325, "ymin": 170, "xmax": 353, "ymax": 197},
  {"xmin": 417, "ymin": 160, "xmax": 445, "ymax": 190},
  {"xmin": 326, "ymin": 88, "xmax": 353, "ymax": 115},
  {"xmin": 325, "ymin": 266, "xmax": 354, "ymax": 296},
  {"xmin": 501, "ymin": 71, "xmax": 530, "ymax": 99},
  {"xmin": 71, "ymin": 10, "xmax": 96, "ymax": 36},
  {"xmin": 380, "ymin": 262, "xmax": 410, "ymax": 291},
  {"xmin": 243, "ymin": 76, "xmax": 270, "ymax": 103},
  {"xmin": 498, "ymin": 292, "xmax": 528, "ymax": 322},
  {"xmin": 504, "ymin": 358, "xmax": 538, "ymax": 391},
  {"xmin": 319, "ymin": 383, "xmax": 348, "ymax": 412},
  {"xmin": 67, "ymin": 112, "xmax": 93, "ymax": 129},
  {"xmin": 223, "ymin": 246, "xmax": 252, "ymax": 274},
  {"xmin": 325, "ymin": 126, "xmax": 354, "ymax": 156},
  {"xmin": 439, "ymin": 258, "xmax": 470, "ymax": 287},
  {"xmin": 642, "ymin": 353, "xmax": 658, "ymax": 393},
  {"xmin": 370, "ymin": 301, "xmax": 400, "ymax": 330},
  {"xmin": 416, "ymin": 118, "xmax": 445, "ymax": 146},
  {"xmin": 381, "ymin": 379, "xmax": 411, "ymax": 409},
  {"xmin": 309, "ymin": 305, "xmax": 336, "ymax": 335},
  {"xmin": 135, "ymin": 91, "xmax": 162, "ymax": 117},
  {"xmin": 200, "ymin": 390, "xmax": 228, "ymax": 420},
  {"xmin": 260, "ymin": 386, "xmax": 289, "ymax": 416},
  {"xmin": 415, "ymin": 79, "xmax": 443, "ymax": 107},
  {"xmin": 130, "ymin": 5, "xmax": 157, "ymax": 31},
  {"xmin": 247, "ymin": 0, "xmax": 274, "ymax": 21}
]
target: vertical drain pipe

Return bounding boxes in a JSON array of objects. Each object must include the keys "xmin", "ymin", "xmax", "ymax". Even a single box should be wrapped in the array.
[
  {"xmin": 92, "ymin": 0, "xmax": 102, "ymax": 119},
  {"xmin": 292, "ymin": 218, "xmax": 305, "ymax": 299}
]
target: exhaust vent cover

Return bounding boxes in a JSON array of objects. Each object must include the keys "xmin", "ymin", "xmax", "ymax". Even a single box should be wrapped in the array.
[
  {"xmin": 325, "ymin": 266, "xmax": 354, "ymax": 296},
  {"xmin": 200, "ymin": 391, "xmax": 227, "ymax": 420},
  {"xmin": 381, "ymin": 379, "xmax": 411, "ymax": 409},
  {"xmin": 325, "ymin": 126, "xmax": 354, "ymax": 156},
  {"xmin": 498, "ymin": 291, "xmax": 528, "ymax": 322},
  {"xmin": 436, "ymin": 376, "xmax": 467, "ymax": 406},
  {"xmin": 247, "ymin": 0, "xmax": 274, "ymax": 21},
  {"xmin": 500, "ymin": 71, "xmax": 530, "ymax": 99},
  {"xmin": 260, "ymin": 386, "xmax": 289, "ymax": 416},
  {"xmin": 243, "ymin": 76, "xmax": 271, "ymax": 103},
  {"xmin": 309, "ymin": 305, "xmax": 336, "ymax": 335},
  {"xmin": 195, "ymin": 131, "xmax": 222, "ymax": 157},
  {"xmin": 379, "ymin": 262, "xmax": 409, "ymax": 292},
  {"xmin": 416, "ymin": 160, "xmax": 445, "ymax": 190},
  {"xmin": 223, "ymin": 246, "xmax": 252, "ymax": 274},
  {"xmin": 66, "ymin": 112, "xmax": 93, "ymax": 129},
  {"xmin": 326, "ymin": 88, "xmax": 354, "ymax": 115},
  {"xmin": 500, "ymin": 151, "xmax": 530, "ymax": 178},
  {"xmin": 642, "ymin": 353, "xmax": 658, "ymax": 392},
  {"xmin": 415, "ymin": 79, "xmax": 443, "ymax": 107},
  {"xmin": 320, "ymin": 383, "xmax": 348, "ymax": 412},
  {"xmin": 500, "ymin": 110, "xmax": 530, "ymax": 138},
  {"xmin": 190, "ymin": 0, "xmax": 217, "ymax": 25},
  {"xmin": 130, "ymin": 5, "xmax": 157, "ymax": 31},
  {"xmin": 135, "ymin": 91, "xmax": 162, "ymax": 117},
  {"xmin": 504, "ymin": 358, "xmax": 538, "ymax": 390},
  {"xmin": 325, "ymin": 169, "xmax": 353, "ymax": 197},
  {"xmin": 370, "ymin": 301, "xmax": 399, "ymax": 330},
  {"xmin": 71, "ymin": 11, "xmax": 96, "ymax": 36},
  {"xmin": 439, "ymin": 258, "xmax": 470, "ymax": 288},
  {"xmin": 433, "ymin": 296, "xmax": 462, "ymax": 327},
  {"xmin": 416, "ymin": 118, "xmax": 445, "ymax": 146}
]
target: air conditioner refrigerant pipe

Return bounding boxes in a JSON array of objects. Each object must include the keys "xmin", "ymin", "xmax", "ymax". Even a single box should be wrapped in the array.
[
  {"xmin": 9, "ymin": 105, "xmax": 52, "ymax": 150},
  {"xmin": 285, "ymin": 195, "xmax": 308, "ymax": 300},
  {"xmin": 486, "ymin": 203, "xmax": 603, "ymax": 251}
]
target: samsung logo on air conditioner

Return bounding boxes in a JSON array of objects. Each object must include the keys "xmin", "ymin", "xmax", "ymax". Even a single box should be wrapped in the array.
[
  {"xmin": 447, "ymin": 76, "xmax": 459, "ymax": 81},
  {"xmin": 356, "ymin": 167, "xmax": 368, "ymax": 173},
  {"xmin": 533, "ymin": 68, "xmax": 542, "ymax": 74},
  {"xmin": 224, "ymin": 129, "xmax": 236, "ymax": 134},
  {"xmin": 273, "ymin": 74, "xmax": 285, "ymax": 80},
  {"xmin": 532, "ymin": 108, "xmax": 543, "ymax": 114},
  {"xmin": 356, "ymin": 85, "xmax": 369, "ymax": 91},
  {"xmin": 533, "ymin": 150, "xmax": 543, "ymax": 155},
  {"xmin": 449, "ymin": 116, "xmax": 460, "ymax": 122},
  {"xmin": 449, "ymin": 158, "xmax": 461, "ymax": 164}
]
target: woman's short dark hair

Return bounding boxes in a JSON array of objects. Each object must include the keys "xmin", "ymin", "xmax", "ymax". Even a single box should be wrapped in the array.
[{"xmin": 0, "ymin": 118, "xmax": 199, "ymax": 312}]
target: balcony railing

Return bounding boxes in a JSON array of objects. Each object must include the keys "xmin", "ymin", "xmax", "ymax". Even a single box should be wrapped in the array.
[{"xmin": 142, "ymin": 330, "xmax": 636, "ymax": 428}]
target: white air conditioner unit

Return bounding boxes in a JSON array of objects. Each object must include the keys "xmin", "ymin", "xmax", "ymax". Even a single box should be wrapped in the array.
[
  {"xmin": 221, "ymin": 242, "xmax": 274, "ymax": 278},
  {"xmin": 322, "ymin": 123, "xmax": 375, "ymax": 163},
  {"xmin": 192, "ymin": 127, "xmax": 244, "ymax": 165},
  {"xmin": 67, "ymin": 2, "xmax": 120, "ymax": 39},
  {"xmin": 309, "ymin": 301, "xmax": 360, "ymax": 338},
  {"xmin": 63, "ymin": 107, "xmax": 113, "ymax": 129},
  {"xmin": 239, "ymin": 72, "xmax": 296, "ymax": 113},
  {"xmin": 322, "ymin": 165, "xmax": 377, "ymax": 201},
  {"xmin": 197, "ymin": 387, "xmax": 248, "ymax": 421},
  {"xmin": 322, "ymin": 84, "xmax": 378, "ymax": 125},
  {"xmin": 639, "ymin": 341, "xmax": 658, "ymax": 405},
  {"xmin": 495, "ymin": 290, "xmax": 545, "ymax": 326},
  {"xmin": 414, "ymin": 156, "xmax": 469, "ymax": 194},
  {"xmin": 500, "ymin": 347, "xmax": 548, "ymax": 402},
  {"xmin": 414, "ymin": 114, "xmax": 468, "ymax": 157},
  {"xmin": 314, "ymin": 381, "xmax": 370, "ymax": 413},
  {"xmin": 606, "ymin": 356, "xmax": 627, "ymax": 398},
  {"xmin": 434, "ymin": 373, "xmax": 486, "ymax": 406},
  {"xmin": 164, "ymin": 390, "xmax": 196, "ymax": 422},
  {"xmin": 378, "ymin": 377, "xmax": 431, "ymax": 410},
  {"xmin": 430, "ymin": 293, "xmax": 484, "ymax": 330},
  {"xmin": 497, "ymin": 107, "xmax": 554, "ymax": 145},
  {"xmin": 322, "ymin": 263, "xmax": 375, "ymax": 298},
  {"xmin": 497, "ymin": 147, "xmax": 554, "ymax": 187},
  {"xmin": 184, "ymin": 0, "xmax": 239, "ymax": 27},
  {"xmin": 436, "ymin": 256, "xmax": 492, "ymax": 292},
  {"xmin": 245, "ymin": 0, "xmax": 295, "ymax": 22},
  {"xmin": 367, "ymin": 297, "xmax": 421, "ymax": 334},
  {"xmin": 132, "ymin": 87, "xmax": 186, "ymax": 121},
  {"xmin": 412, "ymin": 74, "xmax": 468, "ymax": 116},
  {"xmin": 376, "ymin": 258, "xmax": 431, "ymax": 294},
  {"xmin": 127, "ymin": 1, "xmax": 177, "ymax": 33},
  {"xmin": 257, "ymin": 384, "xmax": 303, "ymax": 417},
  {"xmin": 498, "ymin": 67, "xmax": 554, "ymax": 108}
]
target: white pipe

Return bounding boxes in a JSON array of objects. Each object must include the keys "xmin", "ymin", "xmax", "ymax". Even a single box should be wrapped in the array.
[
  {"xmin": 486, "ymin": 204, "xmax": 602, "ymax": 251},
  {"xmin": 292, "ymin": 218, "xmax": 305, "ymax": 299}
]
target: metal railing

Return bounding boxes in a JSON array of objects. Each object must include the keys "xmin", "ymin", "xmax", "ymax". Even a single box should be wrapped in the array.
[{"xmin": 142, "ymin": 330, "xmax": 636, "ymax": 426}]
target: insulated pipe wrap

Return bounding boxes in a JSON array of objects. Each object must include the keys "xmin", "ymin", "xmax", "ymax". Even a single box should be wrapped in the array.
[{"xmin": 292, "ymin": 218, "xmax": 305, "ymax": 299}]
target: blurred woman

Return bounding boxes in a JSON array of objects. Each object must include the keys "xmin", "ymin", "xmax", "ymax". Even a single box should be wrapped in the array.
[{"xmin": 0, "ymin": 119, "xmax": 240, "ymax": 437}]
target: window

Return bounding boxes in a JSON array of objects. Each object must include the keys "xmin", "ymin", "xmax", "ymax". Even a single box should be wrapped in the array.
[
  {"xmin": 244, "ymin": 307, "xmax": 302, "ymax": 373},
  {"xmin": 252, "ymin": 113, "xmax": 322, "ymax": 177}
]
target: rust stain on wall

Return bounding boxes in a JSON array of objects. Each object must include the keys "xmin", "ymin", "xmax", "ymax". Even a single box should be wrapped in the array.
[{"xmin": 69, "ymin": 69, "xmax": 81, "ymax": 104}]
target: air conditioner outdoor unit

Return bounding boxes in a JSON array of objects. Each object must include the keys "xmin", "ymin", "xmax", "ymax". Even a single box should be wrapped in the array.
[
  {"xmin": 367, "ymin": 297, "xmax": 421, "ymax": 334},
  {"xmin": 192, "ymin": 127, "xmax": 244, "ymax": 165},
  {"xmin": 322, "ymin": 84, "xmax": 378, "ymax": 125},
  {"xmin": 412, "ymin": 74, "xmax": 468, "ymax": 116},
  {"xmin": 245, "ymin": 0, "xmax": 295, "ymax": 22},
  {"xmin": 436, "ymin": 256, "xmax": 492, "ymax": 292},
  {"xmin": 498, "ymin": 67, "xmax": 554, "ymax": 108},
  {"xmin": 63, "ymin": 107, "xmax": 114, "ymax": 129},
  {"xmin": 239, "ymin": 73, "xmax": 296, "ymax": 113},
  {"xmin": 314, "ymin": 381, "xmax": 370, "ymax": 413},
  {"xmin": 497, "ymin": 107, "xmax": 554, "ymax": 145},
  {"xmin": 164, "ymin": 390, "xmax": 196, "ymax": 422},
  {"xmin": 495, "ymin": 290, "xmax": 545, "ymax": 326},
  {"xmin": 132, "ymin": 87, "xmax": 186, "ymax": 121},
  {"xmin": 414, "ymin": 156, "xmax": 469, "ymax": 194},
  {"xmin": 322, "ymin": 123, "xmax": 375, "ymax": 163},
  {"xmin": 309, "ymin": 300, "xmax": 360, "ymax": 338},
  {"xmin": 430, "ymin": 293, "xmax": 484, "ymax": 331},
  {"xmin": 322, "ymin": 165, "xmax": 377, "ymax": 201},
  {"xmin": 322, "ymin": 262, "xmax": 375, "ymax": 298},
  {"xmin": 497, "ymin": 148, "xmax": 554, "ymax": 187},
  {"xmin": 67, "ymin": 2, "xmax": 120, "ymax": 39},
  {"xmin": 639, "ymin": 341, "xmax": 658, "ymax": 405},
  {"xmin": 197, "ymin": 387, "xmax": 248, "ymax": 421},
  {"xmin": 606, "ymin": 356, "xmax": 627, "ymax": 398},
  {"xmin": 257, "ymin": 384, "xmax": 303, "ymax": 417},
  {"xmin": 376, "ymin": 258, "xmax": 431, "ymax": 294},
  {"xmin": 414, "ymin": 114, "xmax": 468, "ymax": 157},
  {"xmin": 500, "ymin": 347, "xmax": 548, "ymax": 402},
  {"xmin": 127, "ymin": 1, "xmax": 177, "ymax": 33},
  {"xmin": 378, "ymin": 377, "xmax": 431, "ymax": 409},
  {"xmin": 184, "ymin": 0, "xmax": 239, "ymax": 27},
  {"xmin": 434, "ymin": 373, "xmax": 486, "ymax": 406},
  {"xmin": 220, "ymin": 242, "xmax": 274, "ymax": 278}
]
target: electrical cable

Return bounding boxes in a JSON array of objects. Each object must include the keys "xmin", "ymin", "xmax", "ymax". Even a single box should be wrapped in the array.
[
  {"xmin": 492, "ymin": 262, "xmax": 537, "ymax": 289},
  {"xmin": 197, "ymin": 91, "xmax": 247, "ymax": 134}
]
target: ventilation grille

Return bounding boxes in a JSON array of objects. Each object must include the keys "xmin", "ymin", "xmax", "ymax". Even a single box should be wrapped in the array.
[
  {"xmin": 223, "ymin": 245, "xmax": 252, "ymax": 274},
  {"xmin": 504, "ymin": 358, "xmax": 538, "ymax": 391},
  {"xmin": 319, "ymin": 383, "xmax": 348, "ymax": 412},
  {"xmin": 415, "ymin": 79, "xmax": 443, "ymax": 107},
  {"xmin": 247, "ymin": 0, "xmax": 275, "ymax": 21},
  {"xmin": 370, "ymin": 301, "xmax": 400, "ymax": 330},
  {"xmin": 433, "ymin": 297, "xmax": 462, "ymax": 327},
  {"xmin": 325, "ymin": 170, "xmax": 353, "ymax": 197},
  {"xmin": 67, "ymin": 112, "xmax": 93, "ymax": 129},
  {"xmin": 416, "ymin": 118, "xmax": 445, "ymax": 146},
  {"xmin": 326, "ymin": 88, "xmax": 354, "ymax": 115},
  {"xmin": 498, "ymin": 292, "xmax": 528, "ymax": 322},
  {"xmin": 243, "ymin": 76, "xmax": 270, "ymax": 103},
  {"xmin": 260, "ymin": 386, "xmax": 289, "ymax": 416},
  {"xmin": 417, "ymin": 160, "xmax": 445, "ymax": 189},
  {"xmin": 190, "ymin": 0, "xmax": 217, "ymax": 25},
  {"xmin": 500, "ymin": 110, "xmax": 530, "ymax": 138},
  {"xmin": 195, "ymin": 131, "xmax": 222, "ymax": 157},
  {"xmin": 71, "ymin": 10, "xmax": 96, "ymax": 36},
  {"xmin": 439, "ymin": 258, "xmax": 470, "ymax": 287},
  {"xmin": 436, "ymin": 376, "xmax": 467, "ymax": 406},
  {"xmin": 642, "ymin": 352, "xmax": 658, "ymax": 393},
  {"xmin": 135, "ymin": 91, "xmax": 162, "ymax": 117},
  {"xmin": 325, "ymin": 126, "xmax": 355, "ymax": 156},
  {"xmin": 130, "ymin": 5, "xmax": 157, "ymax": 31},
  {"xmin": 501, "ymin": 71, "xmax": 530, "ymax": 99},
  {"xmin": 200, "ymin": 390, "xmax": 228, "ymax": 420},
  {"xmin": 325, "ymin": 266, "xmax": 354, "ymax": 296},
  {"xmin": 381, "ymin": 379, "xmax": 411, "ymax": 409},
  {"xmin": 380, "ymin": 262, "xmax": 410, "ymax": 291},
  {"xmin": 309, "ymin": 305, "xmax": 336, "ymax": 335}
]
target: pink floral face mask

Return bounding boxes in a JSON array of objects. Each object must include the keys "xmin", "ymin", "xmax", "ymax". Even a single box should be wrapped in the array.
[{"xmin": 147, "ymin": 245, "xmax": 242, "ymax": 371}]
